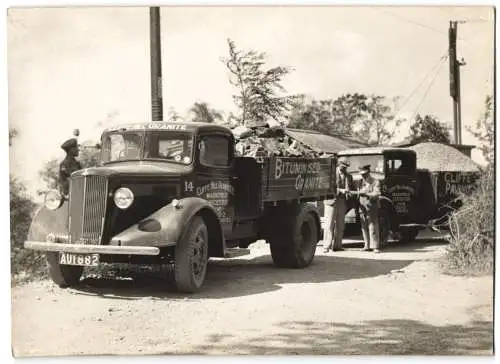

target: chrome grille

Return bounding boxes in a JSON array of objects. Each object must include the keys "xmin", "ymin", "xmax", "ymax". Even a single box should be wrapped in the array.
[{"xmin": 69, "ymin": 175, "xmax": 108, "ymax": 245}]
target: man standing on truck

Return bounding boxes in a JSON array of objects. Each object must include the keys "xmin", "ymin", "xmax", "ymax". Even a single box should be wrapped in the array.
[
  {"xmin": 59, "ymin": 138, "xmax": 82, "ymax": 198},
  {"xmin": 357, "ymin": 164, "xmax": 381, "ymax": 253},
  {"xmin": 323, "ymin": 157, "xmax": 353, "ymax": 253}
]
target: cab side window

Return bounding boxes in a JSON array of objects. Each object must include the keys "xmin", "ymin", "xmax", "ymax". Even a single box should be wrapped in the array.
[
  {"xmin": 199, "ymin": 135, "xmax": 231, "ymax": 167},
  {"xmin": 386, "ymin": 157, "xmax": 413, "ymax": 175}
]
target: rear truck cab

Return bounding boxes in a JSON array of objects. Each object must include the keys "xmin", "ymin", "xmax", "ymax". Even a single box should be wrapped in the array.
[
  {"xmin": 337, "ymin": 147, "xmax": 421, "ymax": 244},
  {"xmin": 25, "ymin": 122, "xmax": 336, "ymax": 293}
]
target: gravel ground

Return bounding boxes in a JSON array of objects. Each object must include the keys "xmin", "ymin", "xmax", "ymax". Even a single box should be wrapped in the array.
[{"xmin": 11, "ymin": 232, "xmax": 493, "ymax": 357}]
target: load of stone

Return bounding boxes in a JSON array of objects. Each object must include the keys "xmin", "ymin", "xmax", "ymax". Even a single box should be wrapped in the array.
[
  {"xmin": 231, "ymin": 122, "xmax": 330, "ymax": 159},
  {"xmin": 408, "ymin": 142, "xmax": 479, "ymax": 173}
]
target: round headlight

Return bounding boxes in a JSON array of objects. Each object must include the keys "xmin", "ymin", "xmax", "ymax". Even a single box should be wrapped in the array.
[
  {"xmin": 44, "ymin": 190, "xmax": 63, "ymax": 211},
  {"xmin": 114, "ymin": 187, "xmax": 134, "ymax": 209}
]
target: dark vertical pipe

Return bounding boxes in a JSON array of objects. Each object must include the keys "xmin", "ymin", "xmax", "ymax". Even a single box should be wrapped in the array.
[{"xmin": 150, "ymin": 7, "xmax": 163, "ymax": 121}]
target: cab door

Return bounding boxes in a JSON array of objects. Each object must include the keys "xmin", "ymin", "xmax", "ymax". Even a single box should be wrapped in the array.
[
  {"xmin": 195, "ymin": 132, "xmax": 235, "ymax": 236},
  {"xmin": 384, "ymin": 152, "xmax": 418, "ymax": 222}
]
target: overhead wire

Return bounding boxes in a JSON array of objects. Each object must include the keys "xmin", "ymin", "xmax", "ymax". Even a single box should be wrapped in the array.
[
  {"xmin": 372, "ymin": 8, "xmax": 472, "ymax": 46},
  {"xmin": 411, "ymin": 55, "xmax": 448, "ymax": 120},
  {"xmin": 395, "ymin": 49, "xmax": 449, "ymax": 114}
]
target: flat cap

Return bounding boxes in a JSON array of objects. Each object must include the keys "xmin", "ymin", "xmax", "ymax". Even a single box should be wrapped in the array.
[{"xmin": 61, "ymin": 138, "xmax": 78, "ymax": 151}]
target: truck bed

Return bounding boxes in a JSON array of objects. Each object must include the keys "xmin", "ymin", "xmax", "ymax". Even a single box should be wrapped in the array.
[{"xmin": 259, "ymin": 156, "xmax": 336, "ymax": 203}]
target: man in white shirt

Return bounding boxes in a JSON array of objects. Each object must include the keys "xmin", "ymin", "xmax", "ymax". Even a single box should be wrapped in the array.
[{"xmin": 357, "ymin": 164, "xmax": 382, "ymax": 253}]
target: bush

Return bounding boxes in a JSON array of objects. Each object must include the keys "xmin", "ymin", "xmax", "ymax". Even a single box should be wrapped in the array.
[
  {"xmin": 444, "ymin": 165, "xmax": 494, "ymax": 275},
  {"xmin": 10, "ymin": 176, "xmax": 47, "ymax": 283}
]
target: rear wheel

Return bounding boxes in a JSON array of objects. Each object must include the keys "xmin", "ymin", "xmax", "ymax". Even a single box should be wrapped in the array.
[
  {"xmin": 399, "ymin": 228, "xmax": 419, "ymax": 243},
  {"xmin": 46, "ymin": 252, "xmax": 83, "ymax": 288},
  {"xmin": 174, "ymin": 216, "xmax": 209, "ymax": 293},
  {"xmin": 269, "ymin": 206, "xmax": 319, "ymax": 268}
]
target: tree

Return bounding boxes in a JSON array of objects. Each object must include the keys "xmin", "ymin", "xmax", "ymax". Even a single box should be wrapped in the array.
[
  {"xmin": 467, "ymin": 95, "xmax": 494, "ymax": 165},
  {"xmin": 409, "ymin": 114, "xmax": 451, "ymax": 144},
  {"xmin": 287, "ymin": 93, "xmax": 370, "ymax": 136},
  {"xmin": 9, "ymin": 131, "xmax": 35, "ymax": 247},
  {"xmin": 331, "ymin": 93, "xmax": 369, "ymax": 135},
  {"xmin": 222, "ymin": 38, "xmax": 296, "ymax": 127},
  {"xmin": 188, "ymin": 102, "xmax": 223, "ymax": 124},
  {"xmin": 167, "ymin": 107, "xmax": 184, "ymax": 122},
  {"xmin": 10, "ymin": 176, "xmax": 36, "ymax": 247},
  {"xmin": 355, "ymin": 95, "xmax": 402, "ymax": 146}
]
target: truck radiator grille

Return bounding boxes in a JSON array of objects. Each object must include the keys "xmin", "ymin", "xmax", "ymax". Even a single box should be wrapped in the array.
[{"xmin": 69, "ymin": 175, "xmax": 108, "ymax": 245}]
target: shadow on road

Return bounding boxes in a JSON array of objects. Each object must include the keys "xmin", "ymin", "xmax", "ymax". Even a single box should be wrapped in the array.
[
  {"xmin": 185, "ymin": 319, "xmax": 493, "ymax": 355},
  {"xmin": 73, "ymin": 253, "xmax": 414, "ymax": 300}
]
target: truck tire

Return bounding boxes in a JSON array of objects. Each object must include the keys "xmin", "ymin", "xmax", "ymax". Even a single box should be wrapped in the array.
[
  {"xmin": 269, "ymin": 208, "xmax": 318, "ymax": 269},
  {"xmin": 174, "ymin": 216, "xmax": 209, "ymax": 293},
  {"xmin": 46, "ymin": 252, "xmax": 83, "ymax": 288},
  {"xmin": 399, "ymin": 228, "xmax": 419, "ymax": 243}
]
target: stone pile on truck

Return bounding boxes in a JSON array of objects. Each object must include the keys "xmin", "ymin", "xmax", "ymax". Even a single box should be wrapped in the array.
[{"xmin": 24, "ymin": 121, "xmax": 337, "ymax": 293}]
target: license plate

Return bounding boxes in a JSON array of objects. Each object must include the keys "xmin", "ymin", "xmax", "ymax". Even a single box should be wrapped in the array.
[{"xmin": 59, "ymin": 252, "xmax": 99, "ymax": 266}]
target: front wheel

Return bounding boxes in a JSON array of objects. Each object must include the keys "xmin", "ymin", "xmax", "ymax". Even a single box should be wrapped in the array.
[
  {"xmin": 46, "ymin": 252, "xmax": 83, "ymax": 288},
  {"xmin": 174, "ymin": 216, "xmax": 209, "ymax": 293}
]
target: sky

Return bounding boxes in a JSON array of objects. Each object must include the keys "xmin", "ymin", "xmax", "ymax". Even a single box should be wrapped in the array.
[{"xmin": 7, "ymin": 5, "xmax": 495, "ymax": 199}]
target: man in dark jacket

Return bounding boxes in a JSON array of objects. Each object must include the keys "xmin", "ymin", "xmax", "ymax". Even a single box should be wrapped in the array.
[
  {"xmin": 323, "ymin": 157, "xmax": 354, "ymax": 253},
  {"xmin": 59, "ymin": 138, "xmax": 82, "ymax": 197}
]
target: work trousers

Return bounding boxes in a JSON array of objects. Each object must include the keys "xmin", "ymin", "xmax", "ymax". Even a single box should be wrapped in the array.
[
  {"xmin": 323, "ymin": 198, "xmax": 347, "ymax": 250},
  {"xmin": 360, "ymin": 208, "xmax": 380, "ymax": 250}
]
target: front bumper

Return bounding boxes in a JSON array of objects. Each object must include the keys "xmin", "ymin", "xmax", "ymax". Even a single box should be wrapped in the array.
[{"xmin": 24, "ymin": 241, "xmax": 160, "ymax": 256}]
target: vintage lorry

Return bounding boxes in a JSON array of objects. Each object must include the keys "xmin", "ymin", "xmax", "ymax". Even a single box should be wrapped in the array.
[
  {"xmin": 331, "ymin": 146, "xmax": 479, "ymax": 244},
  {"xmin": 24, "ymin": 121, "xmax": 337, "ymax": 293}
]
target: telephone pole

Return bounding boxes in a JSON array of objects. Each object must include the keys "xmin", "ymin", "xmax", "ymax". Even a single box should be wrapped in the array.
[
  {"xmin": 150, "ymin": 7, "xmax": 163, "ymax": 121},
  {"xmin": 448, "ymin": 20, "xmax": 466, "ymax": 144}
]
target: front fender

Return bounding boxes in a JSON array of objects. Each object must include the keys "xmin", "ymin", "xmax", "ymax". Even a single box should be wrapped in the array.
[
  {"xmin": 110, "ymin": 197, "xmax": 223, "ymax": 249},
  {"xmin": 27, "ymin": 202, "xmax": 69, "ymax": 242}
]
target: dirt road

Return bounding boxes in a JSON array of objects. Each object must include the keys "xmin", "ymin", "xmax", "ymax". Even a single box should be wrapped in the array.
[{"xmin": 12, "ymin": 233, "xmax": 493, "ymax": 356}]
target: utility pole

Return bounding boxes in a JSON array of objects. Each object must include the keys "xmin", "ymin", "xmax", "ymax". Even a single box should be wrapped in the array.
[
  {"xmin": 150, "ymin": 7, "xmax": 163, "ymax": 121},
  {"xmin": 448, "ymin": 20, "xmax": 466, "ymax": 144}
]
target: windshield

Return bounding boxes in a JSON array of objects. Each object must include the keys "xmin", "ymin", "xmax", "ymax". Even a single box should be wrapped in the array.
[
  {"xmin": 101, "ymin": 130, "xmax": 194, "ymax": 165},
  {"xmin": 144, "ymin": 131, "xmax": 193, "ymax": 164},
  {"xmin": 344, "ymin": 154, "xmax": 385, "ymax": 174}
]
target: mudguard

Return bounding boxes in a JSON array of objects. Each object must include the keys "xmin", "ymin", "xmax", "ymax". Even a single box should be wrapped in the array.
[
  {"xmin": 110, "ymin": 197, "xmax": 224, "ymax": 251},
  {"xmin": 27, "ymin": 201, "xmax": 69, "ymax": 242}
]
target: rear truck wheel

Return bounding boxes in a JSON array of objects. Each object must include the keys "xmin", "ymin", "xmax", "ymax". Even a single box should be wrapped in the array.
[
  {"xmin": 269, "ymin": 207, "xmax": 319, "ymax": 268},
  {"xmin": 174, "ymin": 216, "xmax": 209, "ymax": 293},
  {"xmin": 45, "ymin": 252, "xmax": 83, "ymax": 288}
]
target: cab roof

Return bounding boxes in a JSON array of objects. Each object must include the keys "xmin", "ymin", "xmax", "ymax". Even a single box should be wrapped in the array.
[
  {"xmin": 337, "ymin": 147, "xmax": 416, "ymax": 156},
  {"xmin": 103, "ymin": 121, "xmax": 231, "ymax": 134}
]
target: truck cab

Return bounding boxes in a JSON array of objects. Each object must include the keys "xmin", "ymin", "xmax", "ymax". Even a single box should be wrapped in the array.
[
  {"xmin": 337, "ymin": 147, "xmax": 421, "ymax": 242},
  {"xmin": 25, "ymin": 122, "xmax": 331, "ymax": 292}
]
